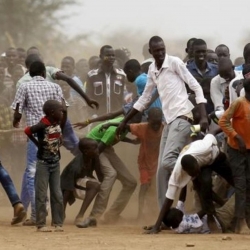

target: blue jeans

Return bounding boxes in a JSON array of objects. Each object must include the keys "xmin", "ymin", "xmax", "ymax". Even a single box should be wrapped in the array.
[
  {"xmin": 20, "ymin": 119, "xmax": 79, "ymax": 222},
  {"xmin": 35, "ymin": 160, "xmax": 64, "ymax": 228},
  {"xmin": 0, "ymin": 162, "xmax": 21, "ymax": 206}
]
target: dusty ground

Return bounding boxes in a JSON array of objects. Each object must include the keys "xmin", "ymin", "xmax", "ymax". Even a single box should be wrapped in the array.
[{"xmin": 1, "ymin": 143, "xmax": 250, "ymax": 249}]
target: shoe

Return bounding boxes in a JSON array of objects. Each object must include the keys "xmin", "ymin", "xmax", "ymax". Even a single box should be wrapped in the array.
[
  {"xmin": 37, "ymin": 226, "xmax": 52, "ymax": 232},
  {"xmin": 23, "ymin": 218, "xmax": 36, "ymax": 226},
  {"xmin": 54, "ymin": 226, "xmax": 64, "ymax": 232},
  {"xmin": 76, "ymin": 217, "xmax": 97, "ymax": 228},
  {"xmin": 11, "ymin": 203, "xmax": 27, "ymax": 225}
]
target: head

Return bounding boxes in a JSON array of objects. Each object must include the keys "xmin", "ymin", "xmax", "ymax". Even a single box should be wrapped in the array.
[
  {"xmin": 215, "ymin": 44, "xmax": 230, "ymax": 60},
  {"xmin": 5, "ymin": 47, "xmax": 18, "ymax": 68},
  {"xmin": 16, "ymin": 48, "xmax": 26, "ymax": 66},
  {"xmin": 234, "ymin": 57, "xmax": 245, "ymax": 67},
  {"xmin": 147, "ymin": 107, "xmax": 163, "ymax": 131},
  {"xmin": 181, "ymin": 154, "xmax": 200, "ymax": 178},
  {"xmin": 124, "ymin": 59, "xmax": 141, "ymax": 82},
  {"xmin": 88, "ymin": 56, "xmax": 101, "ymax": 70},
  {"xmin": 29, "ymin": 61, "xmax": 46, "ymax": 78},
  {"xmin": 243, "ymin": 78, "xmax": 250, "ymax": 95},
  {"xmin": 27, "ymin": 46, "xmax": 40, "ymax": 56},
  {"xmin": 243, "ymin": 43, "xmax": 250, "ymax": 64},
  {"xmin": 192, "ymin": 39, "xmax": 207, "ymax": 64},
  {"xmin": 149, "ymin": 36, "xmax": 165, "ymax": 67},
  {"xmin": 115, "ymin": 49, "xmax": 129, "ymax": 68},
  {"xmin": 218, "ymin": 58, "xmax": 235, "ymax": 81},
  {"xmin": 12, "ymin": 64, "xmax": 24, "ymax": 84},
  {"xmin": 61, "ymin": 56, "xmax": 75, "ymax": 76},
  {"xmin": 25, "ymin": 54, "xmax": 42, "ymax": 70},
  {"xmin": 185, "ymin": 38, "xmax": 197, "ymax": 58},
  {"xmin": 78, "ymin": 138, "xmax": 99, "ymax": 158},
  {"xmin": 75, "ymin": 58, "xmax": 89, "ymax": 80},
  {"xmin": 43, "ymin": 100, "xmax": 64, "ymax": 122},
  {"xmin": 162, "ymin": 208, "xmax": 183, "ymax": 229},
  {"xmin": 100, "ymin": 45, "xmax": 115, "ymax": 67},
  {"xmin": 141, "ymin": 60, "xmax": 153, "ymax": 74},
  {"xmin": 206, "ymin": 50, "xmax": 218, "ymax": 65}
]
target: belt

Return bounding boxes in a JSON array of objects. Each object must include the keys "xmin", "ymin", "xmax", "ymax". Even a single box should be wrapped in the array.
[{"xmin": 177, "ymin": 115, "xmax": 194, "ymax": 125}]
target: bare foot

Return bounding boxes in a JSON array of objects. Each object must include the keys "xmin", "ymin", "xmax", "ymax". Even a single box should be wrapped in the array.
[{"xmin": 235, "ymin": 219, "xmax": 250, "ymax": 234}]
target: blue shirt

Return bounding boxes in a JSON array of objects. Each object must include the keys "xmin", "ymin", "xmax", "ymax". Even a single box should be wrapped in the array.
[
  {"xmin": 235, "ymin": 65, "xmax": 243, "ymax": 72},
  {"xmin": 186, "ymin": 60, "xmax": 218, "ymax": 81},
  {"xmin": 134, "ymin": 73, "xmax": 163, "ymax": 120}
]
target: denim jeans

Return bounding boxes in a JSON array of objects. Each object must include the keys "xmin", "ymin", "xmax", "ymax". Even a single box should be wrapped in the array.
[
  {"xmin": 35, "ymin": 160, "xmax": 64, "ymax": 228},
  {"xmin": 156, "ymin": 118, "xmax": 191, "ymax": 208},
  {"xmin": 20, "ymin": 119, "xmax": 79, "ymax": 222},
  {"xmin": 228, "ymin": 146, "xmax": 250, "ymax": 219},
  {"xmin": 0, "ymin": 162, "xmax": 21, "ymax": 206}
]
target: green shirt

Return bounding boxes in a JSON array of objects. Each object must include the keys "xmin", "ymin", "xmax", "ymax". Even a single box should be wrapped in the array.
[
  {"xmin": 16, "ymin": 66, "xmax": 61, "ymax": 89},
  {"xmin": 86, "ymin": 117, "xmax": 127, "ymax": 146}
]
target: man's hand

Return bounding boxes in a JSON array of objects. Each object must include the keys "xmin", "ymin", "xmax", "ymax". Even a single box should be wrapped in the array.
[
  {"xmin": 199, "ymin": 117, "xmax": 209, "ymax": 132},
  {"xmin": 87, "ymin": 99, "xmax": 99, "ymax": 109},
  {"xmin": 99, "ymin": 123, "xmax": 110, "ymax": 132},
  {"xmin": 13, "ymin": 119, "xmax": 20, "ymax": 128},
  {"xmin": 143, "ymin": 225, "xmax": 161, "ymax": 234},
  {"xmin": 116, "ymin": 121, "xmax": 126, "ymax": 139},
  {"xmin": 235, "ymin": 134, "xmax": 246, "ymax": 154},
  {"xmin": 73, "ymin": 121, "xmax": 89, "ymax": 129}
]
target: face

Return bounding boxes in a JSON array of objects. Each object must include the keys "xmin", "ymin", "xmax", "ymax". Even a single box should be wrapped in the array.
[
  {"xmin": 124, "ymin": 69, "xmax": 136, "ymax": 82},
  {"xmin": 215, "ymin": 47, "xmax": 230, "ymax": 60},
  {"xmin": 193, "ymin": 44, "xmax": 207, "ymax": 63},
  {"xmin": 52, "ymin": 105, "xmax": 64, "ymax": 122},
  {"xmin": 17, "ymin": 51, "xmax": 26, "ymax": 66},
  {"xmin": 12, "ymin": 68, "xmax": 24, "ymax": 84},
  {"xmin": 149, "ymin": 41, "xmax": 166, "ymax": 66},
  {"xmin": 101, "ymin": 48, "xmax": 115, "ymax": 67},
  {"xmin": 187, "ymin": 40, "xmax": 195, "ymax": 58},
  {"xmin": 148, "ymin": 116, "xmax": 162, "ymax": 131},
  {"xmin": 61, "ymin": 59, "xmax": 74, "ymax": 76},
  {"xmin": 218, "ymin": 66, "xmax": 235, "ymax": 81},
  {"xmin": 6, "ymin": 49, "xmax": 18, "ymax": 67},
  {"xmin": 206, "ymin": 52, "xmax": 218, "ymax": 65},
  {"xmin": 76, "ymin": 60, "xmax": 89, "ymax": 79},
  {"xmin": 80, "ymin": 142, "xmax": 99, "ymax": 157}
]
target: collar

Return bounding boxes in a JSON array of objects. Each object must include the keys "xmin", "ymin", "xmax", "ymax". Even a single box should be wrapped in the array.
[
  {"xmin": 189, "ymin": 60, "xmax": 213, "ymax": 73},
  {"xmin": 32, "ymin": 76, "xmax": 45, "ymax": 81},
  {"xmin": 98, "ymin": 65, "xmax": 117, "ymax": 74},
  {"xmin": 151, "ymin": 54, "xmax": 169, "ymax": 73},
  {"xmin": 41, "ymin": 117, "xmax": 52, "ymax": 126}
]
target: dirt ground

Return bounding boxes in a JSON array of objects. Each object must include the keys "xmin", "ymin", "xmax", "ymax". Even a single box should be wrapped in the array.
[{"xmin": 1, "ymin": 143, "xmax": 250, "ymax": 249}]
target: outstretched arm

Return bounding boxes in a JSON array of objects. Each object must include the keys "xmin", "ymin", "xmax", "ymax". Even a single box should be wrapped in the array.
[{"xmin": 56, "ymin": 72, "xmax": 99, "ymax": 109}]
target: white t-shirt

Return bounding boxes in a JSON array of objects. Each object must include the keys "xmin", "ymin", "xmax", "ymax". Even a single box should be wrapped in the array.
[{"xmin": 166, "ymin": 134, "xmax": 219, "ymax": 200}]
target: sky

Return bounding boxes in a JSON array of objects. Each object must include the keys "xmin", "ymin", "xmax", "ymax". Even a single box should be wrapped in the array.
[{"xmin": 61, "ymin": 0, "xmax": 249, "ymax": 61}]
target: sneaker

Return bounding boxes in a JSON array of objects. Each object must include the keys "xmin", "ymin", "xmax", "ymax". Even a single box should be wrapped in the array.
[
  {"xmin": 11, "ymin": 203, "xmax": 27, "ymax": 225},
  {"xmin": 76, "ymin": 217, "xmax": 97, "ymax": 228}
]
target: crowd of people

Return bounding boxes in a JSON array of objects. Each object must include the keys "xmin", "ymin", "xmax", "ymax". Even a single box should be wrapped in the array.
[{"xmin": 0, "ymin": 36, "xmax": 250, "ymax": 235}]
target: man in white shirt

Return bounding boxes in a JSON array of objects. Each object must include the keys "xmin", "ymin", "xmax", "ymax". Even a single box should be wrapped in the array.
[
  {"xmin": 116, "ymin": 36, "xmax": 208, "ymax": 208},
  {"xmin": 143, "ymin": 134, "xmax": 234, "ymax": 234}
]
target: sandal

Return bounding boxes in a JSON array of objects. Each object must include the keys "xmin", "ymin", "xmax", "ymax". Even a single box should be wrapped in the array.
[{"xmin": 37, "ymin": 226, "xmax": 52, "ymax": 232}]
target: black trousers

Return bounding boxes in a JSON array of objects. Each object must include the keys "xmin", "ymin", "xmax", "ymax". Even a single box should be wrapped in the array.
[{"xmin": 193, "ymin": 152, "xmax": 234, "ymax": 215}]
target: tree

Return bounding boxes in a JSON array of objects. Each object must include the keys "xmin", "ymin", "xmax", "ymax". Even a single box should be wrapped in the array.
[{"xmin": 0, "ymin": 0, "xmax": 77, "ymax": 53}]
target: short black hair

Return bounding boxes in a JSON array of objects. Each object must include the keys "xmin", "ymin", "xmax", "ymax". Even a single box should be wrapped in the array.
[
  {"xmin": 29, "ymin": 61, "xmax": 46, "ymax": 77},
  {"xmin": 215, "ymin": 44, "xmax": 230, "ymax": 53},
  {"xmin": 192, "ymin": 39, "xmax": 207, "ymax": 47},
  {"xmin": 78, "ymin": 137, "xmax": 97, "ymax": 151},
  {"xmin": 162, "ymin": 208, "xmax": 183, "ymax": 229},
  {"xmin": 124, "ymin": 59, "xmax": 141, "ymax": 72},
  {"xmin": 25, "ymin": 54, "xmax": 42, "ymax": 69},
  {"xmin": 243, "ymin": 78, "xmax": 250, "ymax": 93},
  {"xmin": 100, "ymin": 45, "xmax": 113, "ymax": 55},
  {"xmin": 181, "ymin": 155, "xmax": 197, "ymax": 172},
  {"xmin": 149, "ymin": 36, "xmax": 164, "ymax": 48},
  {"xmin": 148, "ymin": 107, "xmax": 163, "ymax": 119},
  {"xmin": 186, "ymin": 38, "xmax": 197, "ymax": 48},
  {"xmin": 43, "ymin": 100, "xmax": 62, "ymax": 116},
  {"xmin": 218, "ymin": 58, "xmax": 233, "ymax": 69},
  {"xmin": 62, "ymin": 56, "xmax": 75, "ymax": 66}
]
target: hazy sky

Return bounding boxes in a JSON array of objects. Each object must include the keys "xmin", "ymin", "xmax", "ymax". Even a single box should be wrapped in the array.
[{"xmin": 62, "ymin": 0, "xmax": 249, "ymax": 60}]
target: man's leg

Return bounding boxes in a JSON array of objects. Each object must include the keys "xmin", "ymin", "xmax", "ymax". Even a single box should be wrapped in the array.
[
  {"xmin": 49, "ymin": 162, "xmax": 64, "ymax": 230},
  {"xmin": 228, "ymin": 146, "xmax": 249, "ymax": 234},
  {"xmin": 22, "ymin": 139, "xmax": 37, "ymax": 225},
  {"xmin": 0, "ymin": 162, "xmax": 26, "ymax": 225},
  {"xmin": 157, "ymin": 119, "xmax": 191, "ymax": 208},
  {"xmin": 20, "ymin": 171, "xmax": 30, "ymax": 211},
  {"xmin": 62, "ymin": 119, "xmax": 80, "ymax": 156},
  {"xmin": 89, "ymin": 150, "xmax": 117, "ymax": 218},
  {"xmin": 104, "ymin": 147, "xmax": 137, "ymax": 222}
]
